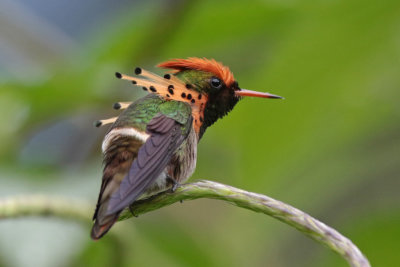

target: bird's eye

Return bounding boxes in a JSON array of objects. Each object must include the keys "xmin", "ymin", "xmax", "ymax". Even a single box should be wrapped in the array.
[{"xmin": 210, "ymin": 77, "xmax": 222, "ymax": 89}]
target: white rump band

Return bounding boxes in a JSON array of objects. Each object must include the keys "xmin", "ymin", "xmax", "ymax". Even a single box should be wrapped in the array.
[{"xmin": 102, "ymin": 127, "xmax": 150, "ymax": 152}]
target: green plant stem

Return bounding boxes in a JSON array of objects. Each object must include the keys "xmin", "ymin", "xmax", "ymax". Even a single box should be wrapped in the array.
[
  {"xmin": 121, "ymin": 180, "xmax": 370, "ymax": 267},
  {"xmin": 0, "ymin": 194, "xmax": 91, "ymax": 224},
  {"xmin": 0, "ymin": 180, "xmax": 370, "ymax": 267}
]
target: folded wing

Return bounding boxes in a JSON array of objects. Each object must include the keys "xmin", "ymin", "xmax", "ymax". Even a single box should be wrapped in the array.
[{"xmin": 106, "ymin": 113, "xmax": 192, "ymax": 214}]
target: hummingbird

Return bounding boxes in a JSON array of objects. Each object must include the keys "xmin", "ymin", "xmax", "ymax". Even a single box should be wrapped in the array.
[{"xmin": 91, "ymin": 57, "xmax": 282, "ymax": 240}]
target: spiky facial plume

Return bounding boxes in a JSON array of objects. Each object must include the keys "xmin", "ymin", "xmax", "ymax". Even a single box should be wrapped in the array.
[
  {"xmin": 110, "ymin": 58, "xmax": 235, "ymax": 137},
  {"xmin": 97, "ymin": 57, "xmax": 282, "ymax": 137}
]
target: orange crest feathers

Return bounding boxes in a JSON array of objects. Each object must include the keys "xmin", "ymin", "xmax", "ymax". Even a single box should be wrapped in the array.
[{"xmin": 157, "ymin": 57, "xmax": 235, "ymax": 87}]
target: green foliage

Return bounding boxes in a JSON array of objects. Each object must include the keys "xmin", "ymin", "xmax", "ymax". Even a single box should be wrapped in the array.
[{"xmin": 1, "ymin": 0, "xmax": 399, "ymax": 266}]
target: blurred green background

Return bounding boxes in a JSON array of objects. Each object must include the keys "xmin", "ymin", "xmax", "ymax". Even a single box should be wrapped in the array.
[{"xmin": 1, "ymin": 0, "xmax": 399, "ymax": 266}]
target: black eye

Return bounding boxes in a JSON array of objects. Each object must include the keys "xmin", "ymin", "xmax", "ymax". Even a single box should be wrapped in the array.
[{"xmin": 211, "ymin": 77, "xmax": 222, "ymax": 89}]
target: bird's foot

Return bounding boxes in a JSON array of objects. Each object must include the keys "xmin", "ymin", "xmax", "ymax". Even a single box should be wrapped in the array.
[
  {"xmin": 129, "ymin": 205, "xmax": 138, "ymax": 218},
  {"xmin": 167, "ymin": 176, "xmax": 181, "ymax": 192}
]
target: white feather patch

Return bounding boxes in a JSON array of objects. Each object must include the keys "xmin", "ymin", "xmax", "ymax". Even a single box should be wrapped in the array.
[{"xmin": 102, "ymin": 127, "xmax": 150, "ymax": 152}]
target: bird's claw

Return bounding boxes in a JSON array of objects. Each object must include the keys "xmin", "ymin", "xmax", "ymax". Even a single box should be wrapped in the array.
[
  {"xmin": 129, "ymin": 205, "xmax": 138, "ymax": 217},
  {"xmin": 167, "ymin": 176, "xmax": 180, "ymax": 192}
]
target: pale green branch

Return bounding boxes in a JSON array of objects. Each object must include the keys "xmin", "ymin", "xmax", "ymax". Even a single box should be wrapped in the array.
[
  {"xmin": 0, "ymin": 195, "xmax": 91, "ymax": 224},
  {"xmin": 0, "ymin": 180, "xmax": 370, "ymax": 267},
  {"xmin": 122, "ymin": 180, "xmax": 370, "ymax": 267}
]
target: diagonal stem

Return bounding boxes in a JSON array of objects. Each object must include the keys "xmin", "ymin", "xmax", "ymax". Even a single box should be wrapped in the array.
[{"xmin": 121, "ymin": 180, "xmax": 370, "ymax": 267}]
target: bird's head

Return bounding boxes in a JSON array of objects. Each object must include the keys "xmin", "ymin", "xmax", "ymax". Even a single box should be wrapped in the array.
[{"xmin": 116, "ymin": 57, "xmax": 283, "ymax": 137}]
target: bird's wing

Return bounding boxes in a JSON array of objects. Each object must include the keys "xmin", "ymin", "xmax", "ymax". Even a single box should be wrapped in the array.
[{"xmin": 106, "ymin": 113, "xmax": 192, "ymax": 214}]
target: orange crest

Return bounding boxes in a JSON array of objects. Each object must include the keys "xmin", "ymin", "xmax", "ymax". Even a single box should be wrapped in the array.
[{"xmin": 157, "ymin": 57, "xmax": 235, "ymax": 87}]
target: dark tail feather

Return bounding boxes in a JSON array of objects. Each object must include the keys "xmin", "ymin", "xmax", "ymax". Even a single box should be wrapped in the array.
[{"xmin": 91, "ymin": 212, "xmax": 120, "ymax": 240}]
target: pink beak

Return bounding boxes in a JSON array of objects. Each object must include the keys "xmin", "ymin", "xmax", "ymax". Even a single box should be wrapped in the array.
[{"xmin": 235, "ymin": 89, "xmax": 283, "ymax": 99}]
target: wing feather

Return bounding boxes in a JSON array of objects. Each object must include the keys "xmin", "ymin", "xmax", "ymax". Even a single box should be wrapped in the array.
[{"xmin": 106, "ymin": 113, "xmax": 192, "ymax": 214}]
